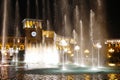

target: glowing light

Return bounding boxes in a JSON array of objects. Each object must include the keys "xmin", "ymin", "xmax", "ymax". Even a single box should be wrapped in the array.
[
  {"xmin": 59, "ymin": 39, "xmax": 68, "ymax": 46},
  {"xmin": 64, "ymin": 48, "xmax": 68, "ymax": 52},
  {"xmin": 108, "ymin": 74, "xmax": 117, "ymax": 80},
  {"xmin": 74, "ymin": 45, "xmax": 80, "ymax": 50},
  {"xmin": 108, "ymin": 54, "xmax": 111, "ymax": 58},
  {"xmin": 94, "ymin": 42, "xmax": 102, "ymax": 48},
  {"xmin": 9, "ymin": 48, "xmax": 14, "ymax": 56},
  {"xmin": 61, "ymin": 66, "xmax": 67, "ymax": 70},
  {"xmin": 24, "ymin": 45, "xmax": 43, "ymax": 64},
  {"xmin": 108, "ymin": 48, "xmax": 114, "ymax": 53},
  {"xmin": 15, "ymin": 48, "xmax": 19, "ymax": 53},
  {"xmin": 17, "ymin": 39, "xmax": 20, "ymax": 43},
  {"xmin": 5, "ymin": 44, "xmax": 10, "ymax": 50},
  {"xmin": 108, "ymin": 63, "xmax": 116, "ymax": 67},
  {"xmin": 24, "ymin": 44, "xmax": 59, "ymax": 68},
  {"xmin": 43, "ymin": 46, "xmax": 59, "ymax": 65},
  {"xmin": 91, "ymin": 67, "xmax": 98, "ymax": 70},
  {"xmin": 84, "ymin": 49, "xmax": 89, "ymax": 53},
  {"xmin": 1, "ymin": 48, "xmax": 7, "ymax": 55},
  {"xmin": 97, "ymin": 43, "xmax": 102, "ymax": 48},
  {"xmin": 70, "ymin": 54, "xmax": 74, "ymax": 57}
]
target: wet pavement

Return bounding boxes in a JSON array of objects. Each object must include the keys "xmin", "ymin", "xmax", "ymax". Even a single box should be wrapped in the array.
[{"xmin": 0, "ymin": 64, "xmax": 120, "ymax": 80}]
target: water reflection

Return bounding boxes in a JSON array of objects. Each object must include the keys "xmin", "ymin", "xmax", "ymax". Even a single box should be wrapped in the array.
[
  {"xmin": 0, "ymin": 65, "xmax": 16, "ymax": 79},
  {"xmin": 23, "ymin": 74, "xmax": 120, "ymax": 80},
  {"xmin": 0, "ymin": 63, "xmax": 25, "ymax": 79},
  {"xmin": 0, "ymin": 65, "xmax": 120, "ymax": 80}
]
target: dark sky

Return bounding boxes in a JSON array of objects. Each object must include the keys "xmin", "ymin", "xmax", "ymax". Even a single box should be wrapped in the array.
[
  {"xmin": 106, "ymin": 0, "xmax": 120, "ymax": 38},
  {"xmin": 0, "ymin": 0, "xmax": 120, "ymax": 39}
]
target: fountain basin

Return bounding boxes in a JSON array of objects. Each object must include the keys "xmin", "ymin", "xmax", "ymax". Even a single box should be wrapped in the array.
[{"xmin": 23, "ymin": 67, "xmax": 120, "ymax": 75}]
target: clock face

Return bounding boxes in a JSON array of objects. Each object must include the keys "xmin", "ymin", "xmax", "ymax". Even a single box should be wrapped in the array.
[{"xmin": 31, "ymin": 31, "xmax": 37, "ymax": 37}]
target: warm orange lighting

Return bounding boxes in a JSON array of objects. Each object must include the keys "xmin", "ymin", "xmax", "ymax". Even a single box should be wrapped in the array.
[
  {"xmin": 84, "ymin": 49, "xmax": 90, "ymax": 53},
  {"xmin": 23, "ymin": 19, "xmax": 43, "ymax": 29},
  {"xmin": 108, "ymin": 63, "xmax": 116, "ymax": 66},
  {"xmin": 43, "ymin": 30, "xmax": 54, "ymax": 38},
  {"xmin": 60, "ymin": 39, "xmax": 68, "ymax": 46},
  {"xmin": 107, "ymin": 54, "xmax": 111, "ymax": 58},
  {"xmin": 108, "ymin": 74, "xmax": 117, "ymax": 80},
  {"xmin": 5, "ymin": 44, "xmax": 10, "ymax": 50},
  {"xmin": 19, "ymin": 44, "xmax": 24, "ymax": 50},
  {"xmin": 108, "ymin": 48, "xmax": 114, "ymax": 53}
]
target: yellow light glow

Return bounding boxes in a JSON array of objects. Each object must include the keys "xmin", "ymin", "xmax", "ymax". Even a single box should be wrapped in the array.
[
  {"xmin": 108, "ymin": 74, "xmax": 117, "ymax": 80},
  {"xmin": 60, "ymin": 39, "xmax": 68, "ymax": 46},
  {"xmin": 43, "ymin": 30, "xmax": 54, "ymax": 38},
  {"xmin": 29, "ymin": 21, "xmax": 33, "ymax": 27},
  {"xmin": 107, "ymin": 54, "xmax": 111, "ymax": 58},
  {"xmin": 19, "ymin": 44, "xmax": 24, "ymax": 50},
  {"xmin": 17, "ymin": 39, "xmax": 20, "ymax": 43},
  {"xmin": 4, "ymin": 52, "xmax": 7, "ymax": 56},
  {"xmin": 1, "ymin": 48, "xmax": 7, "ymax": 56},
  {"xmin": 26, "ymin": 21, "xmax": 30, "ymax": 28},
  {"xmin": 0, "ymin": 44, "xmax": 2, "ymax": 50},
  {"xmin": 67, "ymin": 50, "xmax": 72, "ymax": 53},
  {"xmin": 70, "ymin": 54, "xmax": 74, "ymax": 57},
  {"xmin": 108, "ymin": 63, "xmax": 116, "ymax": 66},
  {"xmin": 108, "ymin": 48, "xmax": 114, "ymax": 53},
  {"xmin": 5, "ymin": 44, "xmax": 10, "ymax": 50},
  {"xmin": 84, "ymin": 49, "xmax": 90, "ymax": 53}
]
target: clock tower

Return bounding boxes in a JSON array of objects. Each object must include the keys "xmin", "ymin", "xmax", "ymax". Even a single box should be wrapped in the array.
[{"xmin": 23, "ymin": 19, "xmax": 43, "ymax": 45}]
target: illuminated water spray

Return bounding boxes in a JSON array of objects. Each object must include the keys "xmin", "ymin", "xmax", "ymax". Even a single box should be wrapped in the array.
[
  {"xmin": 23, "ymin": 19, "xmax": 59, "ymax": 69},
  {"xmin": 79, "ymin": 20, "xmax": 84, "ymax": 67},
  {"xmin": 90, "ymin": 9, "xmax": 95, "ymax": 67},
  {"xmin": 13, "ymin": 0, "xmax": 20, "ymax": 64},
  {"xmin": 1, "ymin": 0, "xmax": 8, "ymax": 64},
  {"xmin": 23, "ymin": 0, "xmax": 107, "ymax": 70}
]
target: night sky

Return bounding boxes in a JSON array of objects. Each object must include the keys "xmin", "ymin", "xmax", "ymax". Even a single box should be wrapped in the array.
[
  {"xmin": 0, "ymin": 0, "xmax": 120, "ymax": 39},
  {"xmin": 106, "ymin": 0, "xmax": 120, "ymax": 38}
]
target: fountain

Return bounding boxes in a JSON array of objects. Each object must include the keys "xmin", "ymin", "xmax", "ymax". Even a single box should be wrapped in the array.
[
  {"xmin": 12, "ymin": 0, "xmax": 20, "ymax": 66},
  {"xmin": 79, "ymin": 20, "xmax": 84, "ymax": 67},
  {"xmin": 73, "ymin": 5, "xmax": 85, "ymax": 66},
  {"xmin": 90, "ymin": 9, "xmax": 96, "ymax": 68},
  {"xmin": 1, "ymin": 0, "xmax": 8, "ymax": 64},
  {"xmin": 0, "ymin": 0, "xmax": 119, "ymax": 79},
  {"xmin": 23, "ymin": 19, "xmax": 59, "ymax": 69},
  {"xmin": 22, "ymin": 0, "xmax": 108, "ymax": 70},
  {"xmin": 0, "ymin": 0, "xmax": 16, "ymax": 79}
]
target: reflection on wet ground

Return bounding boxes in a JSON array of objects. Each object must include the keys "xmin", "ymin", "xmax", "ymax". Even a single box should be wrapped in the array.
[
  {"xmin": 21, "ymin": 74, "xmax": 120, "ymax": 80},
  {"xmin": 0, "ymin": 63, "xmax": 25, "ymax": 80},
  {"xmin": 0, "ymin": 64, "xmax": 120, "ymax": 80},
  {"xmin": 0, "ymin": 65, "xmax": 16, "ymax": 79}
]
